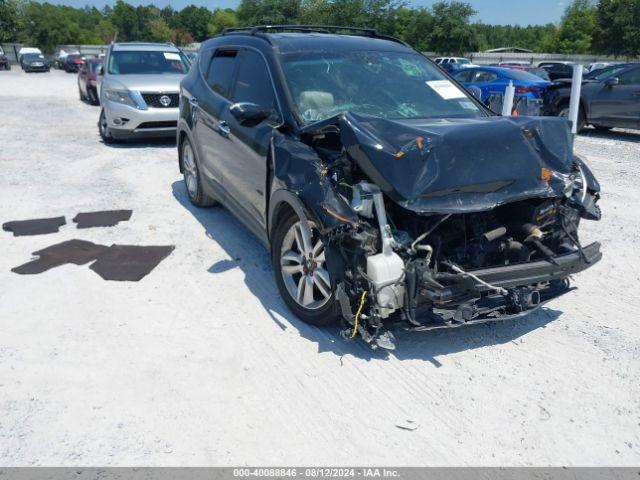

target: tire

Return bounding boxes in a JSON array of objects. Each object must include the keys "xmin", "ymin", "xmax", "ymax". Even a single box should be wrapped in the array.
[
  {"xmin": 88, "ymin": 87, "xmax": 99, "ymax": 106},
  {"xmin": 181, "ymin": 138, "xmax": 216, "ymax": 207},
  {"xmin": 78, "ymin": 85, "xmax": 86, "ymax": 101},
  {"xmin": 558, "ymin": 104, "xmax": 586, "ymax": 132},
  {"xmin": 272, "ymin": 210, "xmax": 338, "ymax": 326},
  {"xmin": 98, "ymin": 109, "xmax": 116, "ymax": 144}
]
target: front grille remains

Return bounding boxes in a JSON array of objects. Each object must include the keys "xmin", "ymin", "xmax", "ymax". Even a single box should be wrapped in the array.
[{"xmin": 141, "ymin": 93, "xmax": 179, "ymax": 108}]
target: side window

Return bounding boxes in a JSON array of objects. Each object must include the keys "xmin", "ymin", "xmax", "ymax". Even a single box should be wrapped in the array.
[
  {"xmin": 618, "ymin": 67, "xmax": 640, "ymax": 85},
  {"xmin": 206, "ymin": 50, "xmax": 238, "ymax": 98},
  {"xmin": 472, "ymin": 71, "xmax": 497, "ymax": 82},
  {"xmin": 453, "ymin": 70, "xmax": 473, "ymax": 82},
  {"xmin": 232, "ymin": 50, "xmax": 276, "ymax": 108}
]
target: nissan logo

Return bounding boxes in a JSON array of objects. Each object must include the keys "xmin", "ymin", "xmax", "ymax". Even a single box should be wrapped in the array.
[{"xmin": 159, "ymin": 95, "xmax": 172, "ymax": 107}]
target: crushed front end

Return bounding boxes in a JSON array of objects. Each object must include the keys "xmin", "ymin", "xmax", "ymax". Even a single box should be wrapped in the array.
[{"xmin": 289, "ymin": 113, "xmax": 602, "ymax": 349}]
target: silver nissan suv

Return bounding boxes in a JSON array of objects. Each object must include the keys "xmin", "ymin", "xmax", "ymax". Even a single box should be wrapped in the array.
[{"xmin": 97, "ymin": 42, "xmax": 190, "ymax": 143}]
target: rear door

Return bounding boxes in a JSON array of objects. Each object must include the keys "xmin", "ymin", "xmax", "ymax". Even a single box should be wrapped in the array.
[
  {"xmin": 217, "ymin": 48, "xmax": 279, "ymax": 229},
  {"xmin": 588, "ymin": 67, "xmax": 640, "ymax": 128},
  {"xmin": 195, "ymin": 48, "xmax": 239, "ymax": 188}
]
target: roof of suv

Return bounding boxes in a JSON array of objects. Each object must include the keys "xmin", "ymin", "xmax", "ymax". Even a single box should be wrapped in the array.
[
  {"xmin": 209, "ymin": 26, "xmax": 411, "ymax": 54},
  {"xmin": 112, "ymin": 42, "xmax": 180, "ymax": 52}
]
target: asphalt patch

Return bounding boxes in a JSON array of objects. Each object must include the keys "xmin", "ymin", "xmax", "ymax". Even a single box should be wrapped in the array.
[
  {"xmin": 89, "ymin": 245, "xmax": 175, "ymax": 281},
  {"xmin": 2, "ymin": 216, "xmax": 66, "ymax": 236},
  {"xmin": 73, "ymin": 210, "xmax": 133, "ymax": 228},
  {"xmin": 12, "ymin": 239, "xmax": 109, "ymax": 275}
]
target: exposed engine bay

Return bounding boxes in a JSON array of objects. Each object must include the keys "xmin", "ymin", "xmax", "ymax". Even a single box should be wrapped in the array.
[{"xmin": 272, "ymin": 112, "xmax": 602, "ymax": 349}]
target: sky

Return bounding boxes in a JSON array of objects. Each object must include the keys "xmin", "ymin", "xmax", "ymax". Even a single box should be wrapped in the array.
[{"xmin": 40, "ymin": 0, "xmax": 568, "ymax": 26}]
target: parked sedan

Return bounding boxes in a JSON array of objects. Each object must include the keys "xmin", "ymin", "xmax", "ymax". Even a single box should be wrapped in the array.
[
  {"xmin": 453, "ymin": 66, "xmax": 550, "ymax": 103},
  {"xmin": 544, "ymin": 63, "xmax": 640, "ymax": 131},
  {"xmin": 21, "ymin": 53, "xmax": 50, "ymax": 73},
  {"xmin": 78, "ymin": 58, "xmax": 103, "ymax": 105},
  {"xmin": 434, "ymin": 57, "xmax": 475, "ymax": 73},
  {"xmin": 63, "ymin": 54, "xmax": 85, "ymax": 73}
]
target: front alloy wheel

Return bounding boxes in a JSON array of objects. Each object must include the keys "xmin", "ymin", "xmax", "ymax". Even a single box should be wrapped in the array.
[
  {"xmin": 273, "ymin": 213, "xmax": 337, "ymax": 326},
  {"xmin": 98, "ymin": 109, "xmax": 115, "ymax": 144}
]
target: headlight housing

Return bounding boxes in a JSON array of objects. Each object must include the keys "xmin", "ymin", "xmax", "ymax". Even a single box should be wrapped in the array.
[{"xmin": 104, "ymin": 89, "xmax": 144, "ymax": 109}]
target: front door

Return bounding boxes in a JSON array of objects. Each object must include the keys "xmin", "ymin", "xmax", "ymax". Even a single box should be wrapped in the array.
[
  {"xmin": 589, "ymin": 67, "xmax": 640, "ymax": 129},
  {"xmin": 217, "ymin": 48, "xmax": 280, "ymax": 230}
]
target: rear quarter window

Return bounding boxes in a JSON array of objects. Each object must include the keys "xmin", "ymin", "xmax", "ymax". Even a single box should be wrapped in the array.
[{"xmin": 205, "ymin": 50, "xmax": 238, "ymax": 99}]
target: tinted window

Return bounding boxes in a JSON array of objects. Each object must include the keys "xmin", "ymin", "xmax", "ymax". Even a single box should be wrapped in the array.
[
  {"xmin": 618, "ymin": 67, "xmax": 640, "ymax": 85},
  {"xmin": 108, "ymin": 50, "xmax": 189, "ymax": 74},
  {"xmin": 505, "ymin": 69, "xmax": 546, "ymax": 81},
  {"xmin": 453, "ymin": 69, "xmax": 474, "ymax": 82},
  {"xmin": 232, "ymin": 50, "xmax": 276, "ymax": 108},
  {"xmin": 473, "ymin": 71, "xmax": 498, "ymax": 82},
  {"xmin": 206, "ymin": 50, "xmax": 238, "ymax": 98}
]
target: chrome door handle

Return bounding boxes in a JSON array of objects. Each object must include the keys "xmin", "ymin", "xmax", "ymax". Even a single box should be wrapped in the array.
[
  {"xmin": 218, "ymin": 121, "xmax": 231, "ymax": 137},
  {"xmin": 189, "ymin": 97, "xmax": 198, "ymax": 108}
]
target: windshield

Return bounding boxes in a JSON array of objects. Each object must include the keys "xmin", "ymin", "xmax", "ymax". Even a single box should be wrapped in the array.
[
  {"xmin": 24, "ymin": 54, "xmax": 45, "ymax": 61},
  {"xmin": 281, "ymin": 50, "xmax": 483, "ymax": 123},
  {"xmin": 108, "ymin": 50, "xmax": 189, "ymax": 75},
  {"xmin": 586, "ymin": 65, "xmax": 628, "ymax": 81},
  {"xmin": 457, "ymin": 58, "xmax": 470, "ymax": 65}
]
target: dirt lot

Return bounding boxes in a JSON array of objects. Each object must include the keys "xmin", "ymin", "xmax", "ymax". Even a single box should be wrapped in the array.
[{"xmin": 0, "ymin": 69, "xmax": 639, "ymax": 466}]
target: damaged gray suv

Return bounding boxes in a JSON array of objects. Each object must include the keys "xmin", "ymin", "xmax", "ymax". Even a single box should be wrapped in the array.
[{"xmin": 177, "ymin": 26, "xmax": 602, "ymax": 349}]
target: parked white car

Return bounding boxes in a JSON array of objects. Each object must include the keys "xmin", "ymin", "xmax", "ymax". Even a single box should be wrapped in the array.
[{"xmin": 98, "ymin": 42, "xmax": 190, "ymax": 143}]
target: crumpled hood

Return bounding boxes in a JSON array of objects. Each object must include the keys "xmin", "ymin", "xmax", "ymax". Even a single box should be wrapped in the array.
[
  {"xmin": 335, "ymin": 112, "xmax": 576, "ymax": 214},
  {"xmin": 108, "ymin": 74, "xmax": 184, "ymax": 93}
]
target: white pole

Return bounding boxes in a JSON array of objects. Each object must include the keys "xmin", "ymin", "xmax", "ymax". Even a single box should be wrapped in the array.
[
  {"xmin": 568, "ymin": 64, "xmax": 583, "ymax": 134},
  {"xmin": 501, "ymin": 80, "xmax": 515, "ymax": 116}
]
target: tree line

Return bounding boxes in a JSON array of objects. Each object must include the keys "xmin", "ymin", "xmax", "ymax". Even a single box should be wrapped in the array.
[{"xmin": 0, "ymin": 0, "xmax": 639, "ymax": 57}]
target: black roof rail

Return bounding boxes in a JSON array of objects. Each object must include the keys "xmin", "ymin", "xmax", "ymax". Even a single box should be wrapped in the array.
[
  {"xmin": 221, "ymin": 25, "xmax": 378, "ymax": 36},
  {"xmin": 219, "ymin": 25, "xmax": 410, "ymax": 47}
]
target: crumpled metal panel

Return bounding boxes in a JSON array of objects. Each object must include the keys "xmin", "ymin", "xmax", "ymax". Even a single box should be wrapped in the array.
[{"xmin": 331, "ymin": 112, "xmax": 576, "ymax": 214}]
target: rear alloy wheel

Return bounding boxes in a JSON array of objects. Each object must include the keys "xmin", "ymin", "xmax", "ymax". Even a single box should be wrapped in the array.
[
  {"xmin": 272, "ymin": 212, "xmax": 337, "ymax": 326},
  {"xmin": 98, "ymin": 109, "xmax": 116, "ymax": 144},
  {"xmin": 558, "ymin": 105, "xmax": 586, "ymax": 133},
  {"xmin": 181, "ymin": 138, "xmax": 216, "ymax": 207}
]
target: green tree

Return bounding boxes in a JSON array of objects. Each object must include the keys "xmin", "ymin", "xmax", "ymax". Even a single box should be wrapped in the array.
[
  {"xmin": 429, "ymin": 1, "xmax": 478, "ymax": 54},
  {"xmin": 0, "ymin": 0, "xmax": 19, "ymax": 42},
  {"xmin": 236, "ymin": 0, "xmax": 300, "ymax": 25},
  {"xmin": 553, "ymin": 0, "xmax": 597, "ymax": 53},
  {"xmin": 175, "ymin": 5, "xmax": 212, "ymax": 41},
  {"xmin": 594, "ymin": 0, "xmax": 640, "ymax": 57},
  {"xmin": 207, "ymin": 9, "xmax": 239, "ymax": 36}
]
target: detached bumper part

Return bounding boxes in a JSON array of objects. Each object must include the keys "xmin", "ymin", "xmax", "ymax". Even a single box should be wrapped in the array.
[
  {"xmin": 466, "ymin": 241, "xmax": 601, "ymax": 289},
  {"xmin": 407, "ymin": 242, "xmax": 602, "ymax": 330}
]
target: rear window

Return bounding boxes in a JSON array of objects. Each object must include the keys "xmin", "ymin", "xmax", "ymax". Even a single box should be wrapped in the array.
[
  {"xmin": 205, "ymin": 50, "xmax": 238, "ymax": 99},
  {"xmin": 505, "ymin": 69, "xmax": 546, "ymax": 81}
]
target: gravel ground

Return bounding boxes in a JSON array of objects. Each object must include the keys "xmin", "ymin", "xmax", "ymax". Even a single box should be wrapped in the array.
[{"xmin": 0, "ymin": 69, "xmax": 639, "ymax": 466}]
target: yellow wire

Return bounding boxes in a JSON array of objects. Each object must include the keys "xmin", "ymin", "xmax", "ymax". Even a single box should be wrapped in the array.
[{"xmin": 350, "ymin": 290, "xmax": 367, "ymax": 339}]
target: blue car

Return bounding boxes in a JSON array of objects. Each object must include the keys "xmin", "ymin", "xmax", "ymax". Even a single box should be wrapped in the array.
[{"xmin": 452, "ymin": 66, "xmax": 551, "ymax": 103}]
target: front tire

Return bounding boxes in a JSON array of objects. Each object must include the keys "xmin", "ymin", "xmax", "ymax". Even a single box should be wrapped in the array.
[
  {"xmin": 181, "ymin": 138, "xmax": 216, "ymax": 207},
  {"xmin": 558, "ymin": 104, "xmax": 586, "ymax": 132},
  {"xmin": 98, "ymin": 109, "xmax": 116, "ymax": 144},
  {"xmin": 272, "ymin": 211, "xmax": 337, "ymax": 326}
]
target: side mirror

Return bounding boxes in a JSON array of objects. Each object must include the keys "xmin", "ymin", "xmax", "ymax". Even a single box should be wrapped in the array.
[
  {"xmin": 605, "ymin": 77, "xmax": 619, "ymax": 87},
  {"xmin": 229, "ymin": 102, "xmax": 272, "ymax": 127}
]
